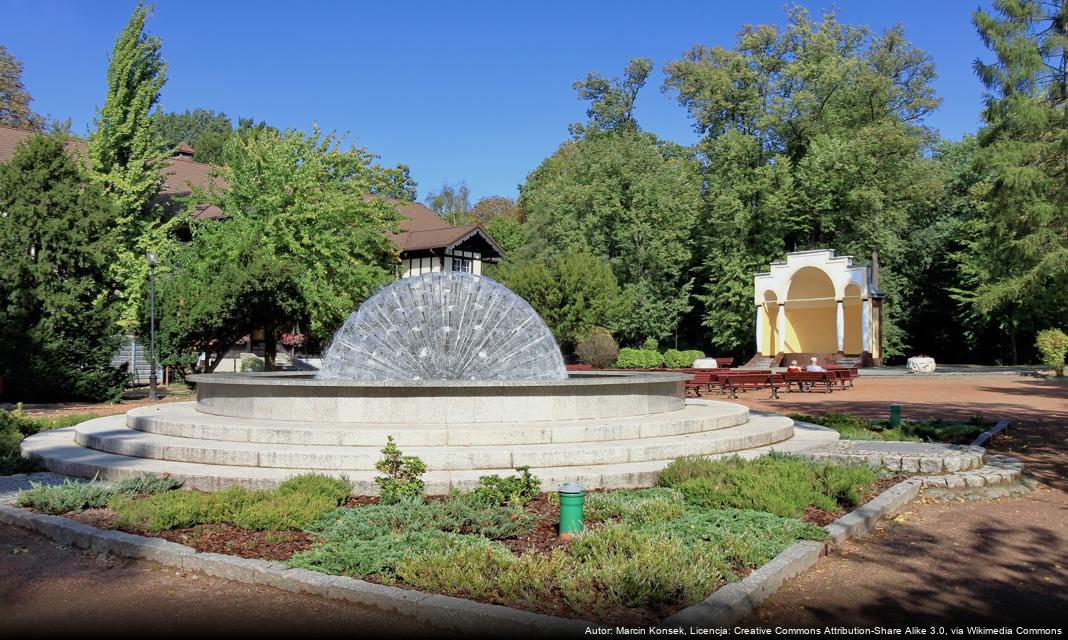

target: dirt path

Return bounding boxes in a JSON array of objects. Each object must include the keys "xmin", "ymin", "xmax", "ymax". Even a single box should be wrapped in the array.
[
  {"xmin": 0, "ymin": 521, "xmax": 433, "ymax": 637},
  {"xmin": 739, "ymin": 376, "xmax": 1068, "ymax": 628}
]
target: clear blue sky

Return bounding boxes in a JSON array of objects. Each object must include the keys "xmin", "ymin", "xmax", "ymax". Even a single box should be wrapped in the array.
[{"xmin": 2, "ymin": 0, "xmax": 992, "ymax": 202}]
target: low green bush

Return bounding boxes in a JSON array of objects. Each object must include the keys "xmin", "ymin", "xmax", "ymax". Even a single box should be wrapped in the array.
[
  {"xmin": 15, "ymin": 473, "xmax": 183, "ymax": 514},
  {"xmin": 583, "ymin": 488, "xmax": 684, "ymax": 525},
  {"xmin": 15, "ymin": 478, "xmax": 115, "ymax": 514},
  {"xmin": 110, "ymin": 474, "xmax": 351, "ymax": 531},
  {"xmin": 471, "ymin": 466, "xmax": 542, "ymax": 507},
  {"xmin": 792, "ymin": 412, "xmax": 988, "ymax": 444},
  {"xmin": 614, "ymin": 348, "xmax": 664, "ymax": 369},
  {"xmin": 291, "ymin": 530, "xmax": 456, "ymax": 578},
  {"xmin": 1036, "ymin": 328, "xmax": 1068, "ymax": 374},
  {"xmin": 663, "ymin": 349, "xmax": 705, "ymax": 368},
  {"xmin": 658, "ymin": 453, "xmax": 879, "ymax": 518},
  {"xmin": 575, "ymin": 327, "xmax": 620, "ymax": 369}
]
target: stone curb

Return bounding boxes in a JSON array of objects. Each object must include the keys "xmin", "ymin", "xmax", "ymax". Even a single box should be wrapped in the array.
[
  {"xmin": 972, "ymin": 420, "xmax": 1011, "ymax": 448},
  {"xmin": 663, "ymin": 476, "xmax": 925, "ymax": 627},
  {"xmin": 0, "ymin": 501, "xmax": 592, "ymax": 636},
  {"xmin": 915, "ymin": 455, "xmax": 1025, "ymax": 489}
]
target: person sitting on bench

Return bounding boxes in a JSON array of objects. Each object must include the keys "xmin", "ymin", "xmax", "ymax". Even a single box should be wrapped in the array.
[
  {"xmin": 805, "ymin": 357, "xmax": 826, "ymax": 372},
  {"xmin": 786, "ymin": 360, "xmax": 802, "ymax": 373}
]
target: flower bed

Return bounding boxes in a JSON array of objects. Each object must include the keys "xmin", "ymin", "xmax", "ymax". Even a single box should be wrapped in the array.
[
  {"xmin": 791, "ymin": 411, "xmax": 990, "ymax": 444},
  {"xmin": 13, "ymin": 453, "xmax": 897, "ymax": 624}
]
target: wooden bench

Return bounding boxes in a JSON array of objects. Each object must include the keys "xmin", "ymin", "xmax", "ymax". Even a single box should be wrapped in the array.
[
  {"xmin": 783, "ymin": 371, "xmax": 836, "ymax": 393},
  {"xmin": 825, "ymin": 366, "xmax": 858, "ymax": 389},
  {"xmin": 715, "ymin": 357, "xmax": 734, "ymax": 368},
  {"xmin": 722, "ymin": 373, "xmax": 782, "ymax": 399}
]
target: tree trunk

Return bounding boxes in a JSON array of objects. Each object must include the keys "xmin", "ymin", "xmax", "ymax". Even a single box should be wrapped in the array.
[{"xmin": 264, "ymin": 329, "xmax": 277, "ymax": 372}]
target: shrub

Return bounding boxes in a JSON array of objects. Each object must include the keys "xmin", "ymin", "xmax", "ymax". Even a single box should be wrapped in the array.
[
  {"xmin": 431, "ymin": 491, "xmax": 538, "ymax": 538},
  {"xmin": 111, "ymin": 473, "xmax": 183, "ymax": 495},
  {"xmin": 791, "ymin": 412, "xmax": 987, "ymax": 444},
  {"xmin": 0, "ymin": 409, "xmax": 99, "ymax": 475},
  {"xmin": 290, "ymin": 530, "xmax": 456, "ymax": 578},
  {"xmin": 614, "ymin": 347, "xmax": 664, "ymax": 369},
  {"xmin": 15, "ymin": 478, "xmax": 115, "ymax": 514},
  {"xmin": 575, "ymin": 327, "xmax": 619, "ymax": 369},
  {"xmin": 1036, "ymin": 328, "xmax": 1068, "ymax": 375},
  {"xmin": 374, "ymin": 436, "xmax": 426, "ymax": 504},
  {"xmin": 663, "ymin": 349, "xmax": 705, "ymax": 368},
  {"xmin": 471, "ymin": 466, "xmax": 542, "ymax": 507},
  {"xmin": 583, "ymin": 488, "xmax": 685, "ymax": 525},
  {"xmin": 658, "ymin": 454, "xmax": 879, "ymax": 518},
  {"xmin": 240, "ymin": 355, "xmax": 264, "ymax": 372},
  {"xmin": 109, "ymin": 473, "xmax": 350, "ymax": 531},
  {"xmin": 641, "ymin": 337, "xmax": 659, "ymax": 352}
]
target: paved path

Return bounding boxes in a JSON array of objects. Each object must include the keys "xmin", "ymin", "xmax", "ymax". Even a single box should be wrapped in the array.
[
  {"xmin": 737, "ymin": 376, "xmax": 1067, "ymax": 628},
  {"xmin": 0, "ymin": 521, "xmax": 432, "ymax": 636}
]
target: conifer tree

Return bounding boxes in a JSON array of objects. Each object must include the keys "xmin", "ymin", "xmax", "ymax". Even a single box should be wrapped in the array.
[
  {"xmin": 0, "ymin": 134, "xmax": 124, "ymax": 401},
  {"xmin": 959, "ymin": 0, "xmax": 1068, "ymax": 360}
]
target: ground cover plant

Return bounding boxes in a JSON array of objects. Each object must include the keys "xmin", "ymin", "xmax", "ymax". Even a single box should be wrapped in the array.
[
  {"xmin": 0, "ymin": 408, "xmax": 99, "ymax": 475},
  {"xmin": 15, "ymin": 473, "xmax": 181, "ymax": 514},
  {"xmin": 656, "ymin": 453, "xmax": 882, "ymax": 519},
  {"xmin": 790, "ymin": 412, "xmax": 989, "ymax": 444}
]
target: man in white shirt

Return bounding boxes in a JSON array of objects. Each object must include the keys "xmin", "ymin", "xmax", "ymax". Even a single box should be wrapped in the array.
[{"xmin": 805, "ymin": 357, "xmax": 826, "ymax": 372}]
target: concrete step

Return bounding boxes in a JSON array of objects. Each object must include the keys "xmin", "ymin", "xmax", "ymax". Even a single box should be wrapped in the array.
[
  {"xmin": 21, "ymin": 423, "xmax": 831, "ymax": 494},
  {"xmin": 126, "ymin": 401, "xmax": 751, "ymax": 447},
  {"xmin": 72, "ymin": 414, "xmax": 795, "ymax": 471}
]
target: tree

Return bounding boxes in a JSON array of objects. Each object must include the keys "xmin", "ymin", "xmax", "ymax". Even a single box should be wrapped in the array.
[
  {"xmin": 88, "ymin": 2, "xmax": 168, "ymax": 333},
  {"xmin": 159, "ymin": 127, "xmax": 402, "ymax": 371},
  {"xmin": 569, "ymin": 58, "xmax": 652, "ymax": 136},
  {"xmin": 368, "ymin": 163, "xmax": 418, "ymax": 201},
  {"xmin": 956, "ymin": 0, "xmax": 1068, "ymax": 362},
  {"xmin": 424, "ymin": 181, "xmax": 473, "ymax": 225},
  {"xmin": 471, "ymin": 195, "xmax": 519, "ymax": 224},
  {"xmin": 519, "ymin": 130, "xmax": 699, "ymax": 344},
  {"xmin": 663, "ymin": 6, "xmax": 942, "ymax": 358},
  {"xmin": 497, "ymin": 249, "xmax": 632, "ymax": 353},
  {"xmin": 0, "ymin": 44, "xmax": 43, "ymax": 131},
  {"xmin": 0, "ymin": 133, "xmax": 124, "ymax": 401},
  {"xmin": 153, "ymin": 108, "xmax": 233, "ymax": 164}
]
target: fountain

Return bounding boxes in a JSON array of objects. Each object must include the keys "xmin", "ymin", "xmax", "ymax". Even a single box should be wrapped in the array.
[{"xmin": 21, "ymin": 272, "xmax": 836, "ymax": 492}]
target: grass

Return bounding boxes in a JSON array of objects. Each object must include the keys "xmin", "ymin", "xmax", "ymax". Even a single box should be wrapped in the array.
[
  {"xmin": 656, "ymin": 453, "xmax": 882, "ymax": 518},
  {"xmin": 0, "ymin": 408, "xmax": 99, "ymax": 475},
  {"xmin": 791, "ymin": 411, "xmax": 989, "ymax": 444}
]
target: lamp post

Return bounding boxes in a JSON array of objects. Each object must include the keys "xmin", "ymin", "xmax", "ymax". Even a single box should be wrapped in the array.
[{"xmin": 146, "ymin": 251, "xmax": 158, "ymax": 400}]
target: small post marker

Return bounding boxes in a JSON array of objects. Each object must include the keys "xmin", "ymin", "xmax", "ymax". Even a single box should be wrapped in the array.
[
  {"xmin": 558, "ymin": 483, "xmax": 584, "ymax": 541},
  {"xmin": 889, "ymin": 403, "xmax": 902, "ymax": 427}
]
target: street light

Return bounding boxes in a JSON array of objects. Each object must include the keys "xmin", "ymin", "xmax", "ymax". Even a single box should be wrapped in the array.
[{"xmin": 146, "ymin": 251, "xmax": 158, "ymax": 400}]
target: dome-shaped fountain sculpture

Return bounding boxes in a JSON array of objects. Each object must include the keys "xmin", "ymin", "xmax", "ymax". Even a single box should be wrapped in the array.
[{"xmin": 318, "ymin": 272, "xmax": 567, "ymax": 381}]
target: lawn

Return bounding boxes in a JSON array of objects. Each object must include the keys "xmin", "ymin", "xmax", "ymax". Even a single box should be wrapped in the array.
[
  {"xmin": 790, "ymin": 411, "xmax": 989, "ymax": 444},
  {"xmin": 1, "ymin": 408, "xmax": 99, "ymax": 475},
  {"xmin": 14, "ymin": 452, "xmax": 891, "ymax": 622}
]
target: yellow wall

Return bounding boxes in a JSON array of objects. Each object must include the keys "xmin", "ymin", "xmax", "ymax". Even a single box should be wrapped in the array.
[
  {"xmin": 843, "ymin": 300, "xmax": 862, "ymax": 354},
  {"xmin": 785, "ymin": 305, "xmax": 837, "ymax": 352},
  {"xmin": 760, "ymin": 304, "xmax": 779, "ymax": 354}
]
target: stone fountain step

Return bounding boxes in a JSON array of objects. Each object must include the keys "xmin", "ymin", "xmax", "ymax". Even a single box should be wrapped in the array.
[
  {"xmin": 20, "ymin": 421, "xmax": 837, "ymax": 493},
  {"xmin": 126, "ymin": 401, "xmax": 750, "ymax": 447},
  {"xmin": 71, "ymin": 414, "xmax": 795, "ymax": 471}
]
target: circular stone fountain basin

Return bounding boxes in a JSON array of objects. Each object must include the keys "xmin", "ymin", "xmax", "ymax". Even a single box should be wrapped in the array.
[{"xmin": 187, "ymin": 371, "xmax": 689, "ymax": 425}]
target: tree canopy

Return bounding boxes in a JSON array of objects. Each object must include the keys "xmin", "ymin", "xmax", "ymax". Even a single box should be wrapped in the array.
[
  {"xmin": 159, "ymin": 127, "xmax": 402, "ymax": 371},
  {"xmin": 153, "ymin": 108, "xmax": 233, "ymax": 164},
  {"xmin": 0, "ymin": 133, "xmax": 124, "ymax": 401},
  {"xmin": 0, "ymin": 44, "xmax": 43, "ymax": 131}
]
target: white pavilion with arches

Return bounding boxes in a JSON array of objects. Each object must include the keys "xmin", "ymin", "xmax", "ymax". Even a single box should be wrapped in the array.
[{"xmin": 753, "ymin": 249, "xmax": 885, "ymax": 367}]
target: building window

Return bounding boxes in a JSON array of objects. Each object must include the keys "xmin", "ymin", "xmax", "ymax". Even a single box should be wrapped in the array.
[{"xmin": 451, "ymin": 255, "xmax": 472, "ymax": 273}]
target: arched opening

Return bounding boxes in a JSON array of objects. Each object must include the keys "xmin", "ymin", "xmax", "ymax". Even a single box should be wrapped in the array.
[
  {"xmin": 761, "ymin": 291, "xmax": 778, "ymax": 354},
  {"xmin": 843, "ymin": 283, "xmax": 862, "ymax": 354},
  {"xmin": 785, "ymin": 267, "xmax": 837, "ymax": 352}
]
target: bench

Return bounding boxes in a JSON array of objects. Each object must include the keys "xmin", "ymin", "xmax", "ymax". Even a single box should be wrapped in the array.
[
  {"xmin": 715, "ymin": 357, "xmax": 734, "ymax": 368},
  {"xmin": 783, "ymin": 371, "xmax": 836, "ymax": 393},
  {"xmin": 721, "ymin": 373, "xmax": 782, "ymax": 399},
  {"xmin": 824, "ymin": 367, "xmax": 858, "ymax": 389}
]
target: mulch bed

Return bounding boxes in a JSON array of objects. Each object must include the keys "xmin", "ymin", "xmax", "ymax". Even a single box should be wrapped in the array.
[{"xmin": 499, "ymin": 493, "xmax": 567, "ymax": 557}]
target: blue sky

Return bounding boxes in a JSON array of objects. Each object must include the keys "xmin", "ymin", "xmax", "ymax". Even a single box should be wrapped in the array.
[{"xmin": 2, "ymin": 0, "xmax": 992, "ymax": 202}]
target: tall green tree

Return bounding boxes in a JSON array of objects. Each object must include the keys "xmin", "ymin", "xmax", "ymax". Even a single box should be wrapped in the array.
[
  {"xmin": 957, "ymin": 0, "xmax": 1068, "ymax": 362},
  {"xmin": 88, "ymin": 2, "xmax": 168, "ymax": 333},
  {"xmin": 0, "ymin": 133, "xmax": 124, "ymax": 401},
  {"xmin": 368, "ymin": 162, "xmax": 418, "ymax": 201},
  {"xmin": 153, "ymin": 108, "xmax": 232, "ymax": 164},
  {"xmin": 520, "ymin": 61, "xmax": 700, "ymax": 345},
  {"xmin": 497, "ymin": 249, "xmax": 632, "ymax": 353},
  {"xmin": 0, "ymin": 44, "xmax": 43, "ymax": 131},
  {"xmin": 664, "ymin": 7, "xmax": 942, "ymax": 358},
  {"xmin": 160, "ymin": 127, "xmax": 402, "ymax": 371}
]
